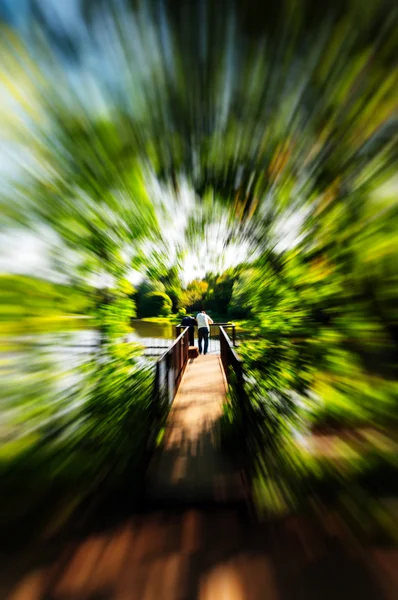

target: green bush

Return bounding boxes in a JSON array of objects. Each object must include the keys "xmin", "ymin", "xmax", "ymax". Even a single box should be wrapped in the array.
[{"xmin": 141, "ymin": 291, "xmax": 173, "ymax": 317}]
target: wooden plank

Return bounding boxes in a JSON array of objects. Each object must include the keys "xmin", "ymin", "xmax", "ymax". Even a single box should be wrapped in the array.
[{"xmin": 147, "ymin": 355, "xmax": 244, "ymax": 503}]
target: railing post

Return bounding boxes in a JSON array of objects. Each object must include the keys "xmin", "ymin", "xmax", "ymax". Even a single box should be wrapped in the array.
[
  {"xmin": 232, "ymin": 325, "xmax": 236, "ymax": 347},
  {"xmin": 173, "ymin": 341, "xmax": 177, "ymax": 396},
  {"xmin": 236, "ymin": 365, "xmax": 247, "ymax": 427},
  {"xmin": 179, "ymin": 333, "xmax": 182, "ymax": 375},
  {"xmin": 153, "ymin": 360, "xmax": 160, "ymax": 416},
  {"xmin": 184, "ymin": 329, "xmax": 188, "ymax": 366},
  {"xmin": 219, "ymin": 326, "xmax": 227, "ymax": 382}
]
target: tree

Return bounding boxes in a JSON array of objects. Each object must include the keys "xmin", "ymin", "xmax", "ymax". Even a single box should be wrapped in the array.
[
  {"xmin": 228, "ymin": 269, "xmax": 257, "ymax": 319},
  {"xmin": 158, "ymin": 265, "xmax": 184, "ymax": 313},
  {"xmin": 205, "ymin": 269, "xmax": 237, "ymax": 317},
  {"xmin": 140, "ymin": 292, "xmax": 173, "ymax": 317},
  {"xmin": 134, "ymin": 280, "xmax": 166, "ymax": 317},
  {"xmin": 180, "ymin": 280, "xmax": 209, "ymax": 313}
]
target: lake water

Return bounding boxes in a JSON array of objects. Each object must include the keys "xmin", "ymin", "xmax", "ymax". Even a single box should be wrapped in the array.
[
  {"xmin": 127, "ymin": 320, "xmax": 177, "ymax": 355},
  {"xmin": 128, "ymin": 319, "xmax": 176, "ymax": 347},
  {"xmin": 130, "ymin": 319, "xmax": 176, "ymax": 339}
]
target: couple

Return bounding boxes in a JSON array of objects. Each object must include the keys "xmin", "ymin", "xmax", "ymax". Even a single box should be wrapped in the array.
[{"xmin": 181, "ymin": 309, "xmax": 213, "ymax": 355}]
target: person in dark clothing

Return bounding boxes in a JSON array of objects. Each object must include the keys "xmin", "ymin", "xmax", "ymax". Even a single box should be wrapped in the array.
[{"xmin": 181, "ymin": 315, "xmax": 197, "ymax": 346}]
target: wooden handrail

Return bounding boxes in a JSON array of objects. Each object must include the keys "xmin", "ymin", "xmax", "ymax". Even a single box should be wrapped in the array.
[
  {"xmin": 158, "ymin": 326, "xmax": 189, "ymax": 360},
  {"xmin": 219, "ymin": 326, "xmax": 241, "ymax": 360},
  {"xmin": 176, "ymin": 322, "xmax": 236, "ymax": 346},
  {"xmin": 219, "ymin": 326, "xmax": 247, "ymax": 425},
  {"xmin": 153, "ymin": 326, "xmax": 190, "ymax": 414}
]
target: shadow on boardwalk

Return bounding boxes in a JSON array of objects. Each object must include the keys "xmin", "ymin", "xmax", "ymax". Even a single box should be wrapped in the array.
[{"xmin": 1, "ymin": 505, "xmax": 396, "ymax": 599}]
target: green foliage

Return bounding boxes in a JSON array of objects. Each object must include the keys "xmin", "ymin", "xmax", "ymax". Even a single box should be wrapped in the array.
[
  {"xmin": 204, "ymin": 269, "xmax": 237, "ymax": 317},
  {"xmin": 228, "ymin": 269, "xmax": 257, "ymax": 319},
  {"xmin": 0, "ymin": 274, "xmax": 92, "ymax": 321},
  {"xmin": 179, "ymin": 267, "xmax": 244, "ymax": 318},
  {"xmin": 0, "ymin": 339, "xmax": 158, "ymax": 536},
  {"xmin": 140, "ymin": 291, "xmax": 173, "ymax": 318},
  {"xmin": 136, "ymin": 280, "xmax": 166, "ymax": 295},
  {"xmin": 164, "ymin": 286, "xmax": 183, "ymax": 313},
  {"xmin": 134, "ymin": 280, "xmax": 166, "ymax": 317},
  {"xmin": 238, "ymin": 241, "xmax": 398, "ymax": 431},
  {"xmin": 224, "ymin": 201, "xmax": 398, "ymax": 521},
  {"xmin": 94, "ymin": 295, "xmax": 136, "ymax": 339},
  {"xmin": 180, "ymin": 279, "xmax": 209, "ymax": 312}
]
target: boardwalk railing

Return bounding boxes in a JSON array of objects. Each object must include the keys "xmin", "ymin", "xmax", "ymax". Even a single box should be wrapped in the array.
[
  {"xmin": 153, "ymin": 326, "xmax": 190, "ymax": 411},
  {"xmin": 175, "ymin": 322, "xmax": 236, "ymax": 353},
  {"xmin": 219, "ymin": 326, "xmax": 246, "ymax": 415},
  {"xmin": 219, "ymin": 326, "xmax": 256, "ymax": 482}
]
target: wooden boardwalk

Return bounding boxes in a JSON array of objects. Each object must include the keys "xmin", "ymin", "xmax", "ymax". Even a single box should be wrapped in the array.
[
  {"xmin": 3, "ymin": 355, "xmax": 398, "ymax": 599},
  {"xmin": 147, "ymin": 354, "xmax": 245, "ymax": 504}
]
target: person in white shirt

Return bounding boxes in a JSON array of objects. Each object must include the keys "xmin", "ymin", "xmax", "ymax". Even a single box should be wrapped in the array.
[{"xmin": 196, "ymin": 310, "xmax": 213, "ymax": 355}]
